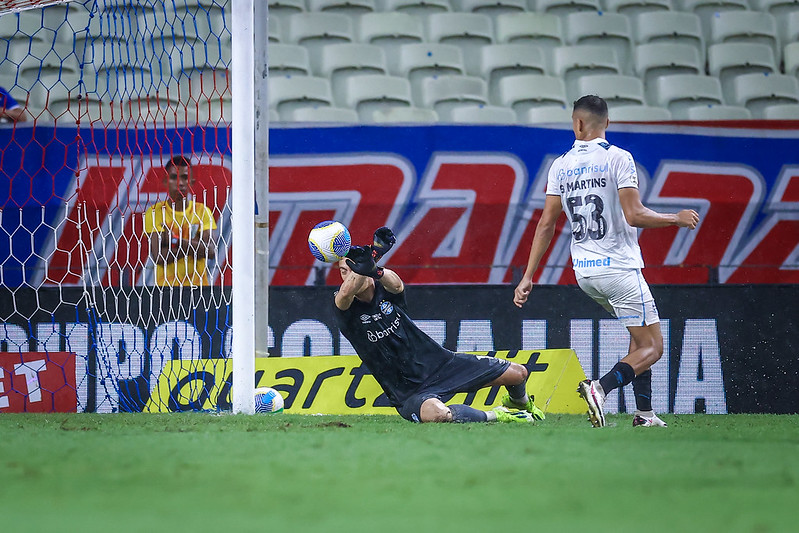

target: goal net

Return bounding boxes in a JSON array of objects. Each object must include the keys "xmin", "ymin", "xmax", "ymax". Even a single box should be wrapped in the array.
[{"xmin": 0, "ymin": 0, "xmax": 245, "ymax": 413}]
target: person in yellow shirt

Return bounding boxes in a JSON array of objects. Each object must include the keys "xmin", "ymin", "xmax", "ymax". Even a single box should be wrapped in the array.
[{"xmin": 143, "ymin": 156, "xmax": 217, "ymax": 286}]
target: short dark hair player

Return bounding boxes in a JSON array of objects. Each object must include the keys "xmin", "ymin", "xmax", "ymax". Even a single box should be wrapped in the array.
[{"xmin": 334, "ymin": 227, "xmax": 545, "ymax": 424}]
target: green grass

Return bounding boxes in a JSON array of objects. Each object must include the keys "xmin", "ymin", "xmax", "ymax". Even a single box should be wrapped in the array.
[{"xmin": 1, "ymin": 413, "xmax": 796, "ymax": 533}]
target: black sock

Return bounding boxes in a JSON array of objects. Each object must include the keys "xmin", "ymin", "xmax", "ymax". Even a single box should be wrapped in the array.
[
  {"xmin": 599, "ymin": 362, "xmax": 636, "ymax": 395},
  {"xmin": 505, "ymin": 381, "xmax": 528, "ymax": 402},
  {"xmin": 449, "ymin": 404, "xmax": 488, "ymax": 423},
  {"xmin": 632, "ymin": 369, "xmax": 653, "ymax": 412}
]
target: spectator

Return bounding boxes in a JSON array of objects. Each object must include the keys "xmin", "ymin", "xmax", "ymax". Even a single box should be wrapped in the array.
[
  {"xmin": 0, "ymin": 86, "xmax": 29, "ymax": 122},
  {"xmin": 144, "ymin": 156, "xmax": 217, "ymax": 287}
]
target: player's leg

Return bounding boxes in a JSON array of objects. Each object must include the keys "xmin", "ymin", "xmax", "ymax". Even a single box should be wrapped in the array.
[
  {"xmin": 416, "ymin": 397, "xmax": 533, "ymax": 424},
  {"xmin": 400, "ymin": 392, "xmax": 491, "ymax": 423},
  {"xmin": 577, "ymin": 270, "xmax": 661, "ymax": 427},
  {"xmin": 486, "ymin": 362, "xmax": 546, "ymax": 420},
  {"xmin": 408, "ymin": 355, "xmax": 539, "ymax": 424},
  {"xmin": 419, "ymin": 397, "xmax": 456, "ymax": 422},
  {"xmin": 629, "ymin": 335, "xmax": 668, "ymax": 427}
]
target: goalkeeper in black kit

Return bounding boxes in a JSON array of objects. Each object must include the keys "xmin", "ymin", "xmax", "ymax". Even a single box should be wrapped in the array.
[{"xmin": 334, "ymin": 227, "xmax": 546, "ymax": 424}]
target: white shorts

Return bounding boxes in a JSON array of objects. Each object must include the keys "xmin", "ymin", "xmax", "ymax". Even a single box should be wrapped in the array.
[{"xmin": 576, "ymin": 269, "xmax": 660, "ymax": 327}]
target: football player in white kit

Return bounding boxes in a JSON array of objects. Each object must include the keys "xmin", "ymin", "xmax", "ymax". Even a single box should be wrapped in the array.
[{"xmin": 513, "ymin": 95, "xmax": 700, "ymax": 427}]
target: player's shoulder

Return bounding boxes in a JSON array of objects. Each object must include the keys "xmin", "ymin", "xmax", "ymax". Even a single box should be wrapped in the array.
[{"xmin": 605, "ymin": 142, "xmax": 633, "ymax": 159}]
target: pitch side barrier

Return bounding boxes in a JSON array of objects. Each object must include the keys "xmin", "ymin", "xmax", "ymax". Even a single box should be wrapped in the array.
[
  {"xmin": 0, "ymin": 285, "xmax": 796, "ymax": 414},
  {"xmin": 1, "ymin": 123, "xmax": 798, "ymax": 287}
]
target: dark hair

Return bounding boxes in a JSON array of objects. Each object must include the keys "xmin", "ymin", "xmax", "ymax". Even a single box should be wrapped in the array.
[
  {"xmin": 573, "ymin": 95, "xmax": 608, "ymax": 119},
  {"xmin": 165, "ymin": 155, "xmax": 192, "ymax": 171}
]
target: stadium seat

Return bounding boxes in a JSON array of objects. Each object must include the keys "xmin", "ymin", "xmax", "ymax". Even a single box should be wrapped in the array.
[
  {"xmin": 196, "ymin": 99, "xmax": 234, "ymax": 123},
  {"xmin": 784, "ymin": 42, "xmax": 799, "ymax": 78},
  {"xmin": 602, "ymin": 0, "xmax": 672, "ymax": 16},
  {"xmin": 169, "ymin": 37, "xmax": 231, "ymax": 71},
  {"xmin": 425, "ymin": 13, "xmax": 494, "ymax": 77},
  {"xmin": 185, "ymin": 68, "xmax": 231, "ymax": 104},
  {"xmin": 653, "ymin": 74, "xmax": 724, "ymax": 119},
  {"xmin": 535, "ymin": 0, "xmax": 602, "ymax": 17},
  {"xmin": 381, "ymin": 0, "xmax": 453, "ymax": 17},
  {"xmin": 760, "ymin": 103, "xmax": 799, "ymax": 119},
  {"xmin": 268, "ymin": 76, "xmax": 334, "ymax": 120},
  {"xmin": 518, "ymin": 105, "xmax": 572, "ymax": 123},
  {"xmin": 286, "ymin": 13, "xmax": 355, "ymax": 73},
  {"xmin": 494, "ymin": 12, "xmax": 564, "ymax": 72},
  {"xmin": 709, "ymin": 12, "xmax": 779, "ymax": 65},
  {"xmin": 448, "ymin": 104, "xmax": 518, "ymax": 123},
  {"xmin": 783, "ymin": 13, "xmax": 799, "ymax": 57},
  {"xmin": 309, "ymin": 0, "xmax": 377, "ymax": 19},
  {"xmin": 268, "ymin": 0, "xmax": 306, "ymax": 20},
  {"xmin": 27, "ymin": 70, "xmax": 80, "ymax": 110},
  {"xmin": 553, "ymin": 44, "xmax": 623, "ymax": 101},
  {"xmin": 268, "ymin": 44, "xmax": 311, "ymax": 77},
  {"xmin": 421, "ymin": 75, "xmax": 489, "ymax": 120},
  {"xmin": 358, "ymin": 12, "xmax": 424, "ymax": 75},
  {"xmin": 121, "ymin": 95, "xmax": 183, "ymax": 123},
  {"xmin": 480, "ymin": 44, "xmax": 548, "ymax": 101},
  {"xmin": 397, "ymin": 43, "xmax": 466, "ymax": 105},
  {"xmin": 452, "ymin": 0, "xmax": 526, "ymax": 22},
  {"xmin": 564, "ymin": 11, "xmax": 634, "ymax": 74},
  {"xmin": 344, "ymin": 74, "xmax": 413, "ymax": 121},
  {"xmin": 634, "ymin": 43, "xmax": 703, "ymax": 104},
  {"xmin": 495, "ymin": 74, "xmax": 568, "ymax": 119},
  {"xmin": 678, "ymin": 0, "xmax": 748, "ymax": 41},
  {"xmin": 633, "ymin": 11, "xmax": 704, "ymax": 65},
  {"xmin": 285, "ymin": 106, "xmax": 361, "ymax": 122},
  {"xmin": 685, "ymin": 104, "xmax": 752, "ymax": 120},
  {"xmin": 707, "ymin": 43, "xmax": 778, "ymax": 104},
  {"xmin": 318, "ymin": 43, "xmax": 388, "ymax": 106},
  {"xmin": 268, "ymin": 16, "xmax": 282, "ymax": 42},
  {"xmin": 609, "ymin": 105, "xmax": 672, "ymax": 121},
  {"xmin": 12, "ymin": 40, "xmax": 80, "ymax": 81},
  {"xmin": 574, "ymin": 74, "xmax": 646, "ymax": 107},
  {"xmin": 47, "ymin": 94, "xmax": 111, "ymax": 123},
  {"xmin": 752, "ymin": 0, "xmax": 799, "ymax": 51},
  {"xmin": 371, "ymin": 106, "xmax": 440, "ymax": 122},
  {"xmin": 731, "ymin": 73, "xmax": 799, "ymax": 118}
]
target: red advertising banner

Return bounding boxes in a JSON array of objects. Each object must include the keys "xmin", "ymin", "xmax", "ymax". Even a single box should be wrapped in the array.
[{"xmin": 0, "ymin": 352, "xmax": 77, "ymax": 413}]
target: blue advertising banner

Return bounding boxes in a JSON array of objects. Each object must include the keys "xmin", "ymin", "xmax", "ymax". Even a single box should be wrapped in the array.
[{"xmin": 1, "ymin": 122, "xmax": 798, "ymax": 287}]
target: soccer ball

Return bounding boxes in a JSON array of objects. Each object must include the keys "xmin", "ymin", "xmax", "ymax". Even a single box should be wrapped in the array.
[
  {"xmin": 308, "ymin": 220, "xmax": 351, "ymax": 263},
  {"xmin": 254, "ymin": 387, "xmax": 284, "ymax": 414}
]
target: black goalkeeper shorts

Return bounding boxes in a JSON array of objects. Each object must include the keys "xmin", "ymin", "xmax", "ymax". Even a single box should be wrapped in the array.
[{"xmin": 396, "ymin": 353, "xmax": 510, "ymax": 422}]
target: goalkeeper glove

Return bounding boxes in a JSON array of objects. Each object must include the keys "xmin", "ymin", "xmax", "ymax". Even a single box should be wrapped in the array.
[
  {"xmin": 346, "ymin": 245, "xmax": 384, "ymax": 279},
  {"xmin": 371, "ymin": 226, "xmax": 396, "ymax": 261}
]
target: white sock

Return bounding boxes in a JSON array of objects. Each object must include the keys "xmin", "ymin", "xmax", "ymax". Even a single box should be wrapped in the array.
[
  {"xmin": 485, "ymin": 410, "xmax": 498, "ymax": 422},
  {"xmin": 510, "ymin": 394, "xmax": 529, "ymax": 407}
]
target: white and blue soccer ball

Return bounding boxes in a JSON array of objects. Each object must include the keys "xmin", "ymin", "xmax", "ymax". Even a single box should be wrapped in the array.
[
  {"xmin": 308, "ymin": 220, "xmax": 351, "ymax": 263},
  {"xmin": 254, "ymin": 387, "xmax": 285, "ymax": 414}
]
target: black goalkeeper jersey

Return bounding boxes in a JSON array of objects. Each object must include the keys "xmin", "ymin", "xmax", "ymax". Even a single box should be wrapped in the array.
[{"xmin": 333, "ymin": 283, "xmax": 455, "ymax": 407}]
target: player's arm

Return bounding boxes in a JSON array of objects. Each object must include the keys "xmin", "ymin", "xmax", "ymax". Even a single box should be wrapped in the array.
[
  {"xmin": 1, "ymin": 105, "xmax": 28, "ymax": 122},
  {"xmin": 378, "ymin": 268, "xmax": 403, "ymax": 294},
  {"xmin": 618, "ymin": 188, "xmax": 699, "ymax": 229},
  {"xmin": 335, "ymin": 270, "xmax": 370, "ymax": 311},
  {"xmin": 514, "ymin": 194, "xmax": 563, "ymax": 308}
]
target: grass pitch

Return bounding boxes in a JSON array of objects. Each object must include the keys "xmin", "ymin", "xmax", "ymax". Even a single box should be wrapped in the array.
[{"xmin": 1, "ymin": 413, "xmax": 796, "ymax": 533}]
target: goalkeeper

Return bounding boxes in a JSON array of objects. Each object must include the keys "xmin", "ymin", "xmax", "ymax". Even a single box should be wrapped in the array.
[{"xmin": 334, "ymin": 227, "xmax": 545, "ymax": 424}]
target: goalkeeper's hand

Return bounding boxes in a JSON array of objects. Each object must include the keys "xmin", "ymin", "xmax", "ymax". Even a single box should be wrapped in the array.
[
  {"xmin": 346, "ymin": 245, "xmax": 384, "ymax": 279},
  {"xmin": 371, "ymin": 226, "xmax": 396, "ymax": 261}
]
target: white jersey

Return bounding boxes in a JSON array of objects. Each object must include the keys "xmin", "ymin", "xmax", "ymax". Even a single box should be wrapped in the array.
[{"xmin": 546, "ymin": 137, "xmax": 644, "ymax": 276}]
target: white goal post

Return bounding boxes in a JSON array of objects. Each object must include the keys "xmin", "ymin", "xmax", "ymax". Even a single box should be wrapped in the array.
[{"xmin": 0, "ymin": 0, "xmax": 267, "ymax": 414}]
